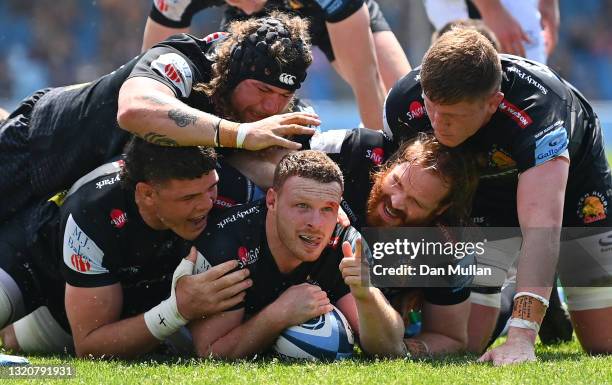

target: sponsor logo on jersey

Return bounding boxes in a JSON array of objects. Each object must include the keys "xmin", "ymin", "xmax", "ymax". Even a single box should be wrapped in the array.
[
  {"xmin": 328, "ymin": 236, "xmax": 340, "ymax": 249},
  {"xmin": 288, "ymin": 0, "xmax": 304, "ymax": 10},
  {"xmin": 110, "ymin": 209, "xmax": 128, "ymax": 229},
  {"xmin": 498, "ymin": 99, "xmax": 533, "ymax": 128},
  {"xmin": 506, "ymin": 66, "xmax": 548, "ymax": 95},
  {"xmin": 217, "ymin": 205, "xmax": 261, "ymax": 229},
  {"xmin": 237, "ymin": 246, "xmax": 260, "ymax": 267},
  {"xmin": 214, "ymin": 196, "xmax": 238, "ymax": 209},
  {"xmin": 534, "ymin": 126, "xmax": 568, "ymax": 166},
  {"xmin": 204, "ymin": 32, "xmax": 228, "ymax": 44},
  {"xmin": 489, "ymin": 148, "xmax": 516, "ymax": 170},
  {"xmin": 406, "ymin": 101, "xmax": 426, "ymax": 120},
  {"xmin": 96, "ymin": 175, "xmax": 120, "ymax": 189},
  {"xmin": 365, "ymin": 147, "xmax": 384, "ymax": 166},
  {"xmin": 63, "ymin": 214, "xmax": 108, "ymax": 275},
  {"xmin": 340, "ymin": 200, "xmax": 358, "ymax": 225},
  {"xmin": 577, "ymin": 192, "xmax": 607, "ymax": 224},
  {"xmin": 279, "ymin": 73, "xmax": 296, "ymax": 86},
  {"xmin": 154, "ymin": 0, "xmax": 190, "ymax": 21},
  {"xmin": 151, "ymin": 53, "xmax": 193, "ymax": 98},
  {"xmin": 534, "ymin": 120, "xmax": 564, "ymax": 139}
]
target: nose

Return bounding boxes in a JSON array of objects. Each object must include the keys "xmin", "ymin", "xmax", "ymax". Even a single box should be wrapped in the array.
[
  {"xmin": 261, "ymin": 95, "xmax": 283, "ymax": 115},
  {"xmin": 389, "ymin": 190, "xmax": 407, "ymax": 212},
  {"xmin": 196, "ymin": 192, "xmax": 215, "ymax": 213}
]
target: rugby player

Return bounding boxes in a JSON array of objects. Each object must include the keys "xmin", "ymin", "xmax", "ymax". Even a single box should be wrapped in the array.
[
  {"xmin": 142, "ymin": 0, "xmax": 412, "ymax": 130},
  {"xmin": 0, "ymin": 13, "xmax": 317, "ymax": 225},
  {"xmin": 0, "ymin": 138, "xmax": 254, "ymax": 357},
  {"xmin": 188, "ymin": 150, "xmax": 406, "ymax": 358},
  {"xmin": 384, "ymin": 28, "xmax": 612, "ymax": 364},
  {"xmin": 217, "ymin": 131, "xmax": 480, "ymax": 356}
]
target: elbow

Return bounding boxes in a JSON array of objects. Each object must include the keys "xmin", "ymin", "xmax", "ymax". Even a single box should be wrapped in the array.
[{"xmin": 116, "ymin": 101, "xmax": 142, "ymax": 135}]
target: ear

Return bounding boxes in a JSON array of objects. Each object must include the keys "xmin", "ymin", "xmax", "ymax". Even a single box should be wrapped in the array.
[
  {"xmin": 135, "ymin": 182, "xmax": 155, "ymax": 206},
  {"xmin": 487, "ymin": 91, "xmax": 504, "ymax": 114},
  {"xmin": 266, "ymin": 187, "xmax": 277, "ymax": 211}
]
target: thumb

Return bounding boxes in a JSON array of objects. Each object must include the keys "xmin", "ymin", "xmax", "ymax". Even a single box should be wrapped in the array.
[
  {"xmin": 184, "ymin": 246, "xmax": 197, "ymax": 263},
  {"xmin": 341, "ymin": 241, "xmax": 354, "ymax": 260}
]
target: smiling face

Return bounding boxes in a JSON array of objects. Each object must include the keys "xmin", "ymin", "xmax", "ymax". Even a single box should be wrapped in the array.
[
  {"xmin": 230, "ymin": 79, "xmax": 294, "ymax": 122},
  {"xmin": 266, "ymin": 176, "xmax": 342, "ymax": 271},
  {"xmin": 137, "ymin": 171, "xmax": 219, "ymax": 241},
  {"xmin": 366, "ymin": 162, "xmax": 450, "ymax": 227}
]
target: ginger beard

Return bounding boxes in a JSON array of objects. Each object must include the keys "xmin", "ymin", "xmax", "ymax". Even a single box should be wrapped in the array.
[{"xmin": 366, "ymin": 164, "xmax": 450, "ymax": 227}]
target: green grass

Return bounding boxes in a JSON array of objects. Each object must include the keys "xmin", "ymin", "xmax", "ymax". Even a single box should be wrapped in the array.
[{"xmin": 2, "ymin": 339, "xmax": 611, "ymax": 385}]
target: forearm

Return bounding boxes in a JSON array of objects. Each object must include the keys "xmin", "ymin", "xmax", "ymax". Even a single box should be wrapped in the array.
[
  {"xmin": 142, "ymin": 17, "xmax": 189, "ymax": 52},
  {"xmin": 354, "ymin": 289, "xmax": 405, "ymax": 357},
  {"xmin": 117, "ymin": 85, "xmax": 238, "ymax": 147},
  {"xmin": 196, "ymin": 306, "xmax": 286, "ymax": 359},
  {"xmin": 327, "ymin": 5, "xmax": 385, "ymax": 130},
  {"xmin": 74, "ymin": 314, "xmax": 159, "ymax": 358}
]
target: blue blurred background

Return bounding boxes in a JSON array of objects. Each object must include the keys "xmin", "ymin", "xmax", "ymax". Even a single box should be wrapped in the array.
[{"xmin": 0, "ymin": 0, "xmax": 611, "ymax": 137}]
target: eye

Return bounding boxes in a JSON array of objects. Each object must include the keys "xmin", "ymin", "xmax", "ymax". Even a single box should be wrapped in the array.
[
  {"xmin": 296, "ymin": 203, "xmax": 309, "ymax": 209},
  {"xmin": 322, "ymin": 206, "xmax": 334, "ymax": 213}
]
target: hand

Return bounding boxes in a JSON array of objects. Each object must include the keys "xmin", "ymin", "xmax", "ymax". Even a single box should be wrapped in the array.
[
  {"xmin": 175, "ymin": 247, "xmax": 253, "ymax": 320},
  {"xmin": 480, "ymin": 4, "xmax": 531, "ymax": 57},
  {"xmin": 240, "ymin": 112, "xmax": 320, "ymax": 151},
  {"xmin": 339, "ymin": 238, "xmax": 372, "ymax": 300},
  {"xmin": 477, "ymin": 329, "xmax": 536, "ymax": 365},
  {"xmin": 271, "ymin": 283, "xmax": 333, "ymax": 327}
]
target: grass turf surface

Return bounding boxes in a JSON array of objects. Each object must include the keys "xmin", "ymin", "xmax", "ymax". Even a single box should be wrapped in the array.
[{"xmin": 1, "ymin": 339, "xmax": 611, "ymax": 385}]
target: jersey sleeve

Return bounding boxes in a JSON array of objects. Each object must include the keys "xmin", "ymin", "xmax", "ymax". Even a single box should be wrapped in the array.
[
  {"xmin": 313, "ymin": 0, "xmax": 365, "ymax": 23},
  {"xmin": 128, "ymin": 43, "xmax": 199, "ymax": 98},
  {"xmin": 149, "ymin": 0, "xmax": 214, "ymax": 28},
  {"xmin": 383, "ymin": 69, "xmax": 431, "ymax": 144},
  {"xmin": 61, "ymin": 213, "xmax": 119, "ymax": 288}
]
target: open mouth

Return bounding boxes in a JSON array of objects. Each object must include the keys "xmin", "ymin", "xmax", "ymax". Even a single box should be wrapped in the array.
[
  {"xmin": 380, "ymin": 199, "xmax": 402, "ymax": 223},
  {"xmin": 298, "ymin": 234, "xmax": 322, "ymax": 248},
  {"xmin": 189, "ymin": 214, "xmax": 207, "ymax": 229}
]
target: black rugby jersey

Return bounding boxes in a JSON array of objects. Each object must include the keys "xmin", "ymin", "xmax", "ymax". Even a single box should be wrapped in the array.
[
  {"xmin": 308, "ymin": 128, "xmax": 471, "ymax": 305},
  {"xmin": 149, "ymin": 0, "xmax": 390, "ymax": 61},
  {"xmin": 0, "ymin": 33, "xmax": 222, "ymax": 223},
  {"xmin": 193, "ymin": 200, "xmax": 359, "ymax": 316},
  {"xmin": 384, "ymin": 55, "xmax": 610, "ymax": 226}
]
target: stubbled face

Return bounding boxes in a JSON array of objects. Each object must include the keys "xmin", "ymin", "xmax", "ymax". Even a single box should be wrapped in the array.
[
  {"xmin": 230, "ymin": 79, "xmax": 294, "ymax": 122},
  {"xmin": 267, "ymin": 176, "xmax": 342, "ymax": 265},
  {"xmin": 423, "ymin": 93, "xmax": 501, "ymax": 147},
  {"xmin": 366, "ymin": 162, "xmax": 450, "ymax": 227},
  {"xmin": 225, "ymin": 0, "xmax": 267, "ymax": 14},
  {"xmin": 146, "ymin": 171, "xmax": 219, "ymax": 240}
]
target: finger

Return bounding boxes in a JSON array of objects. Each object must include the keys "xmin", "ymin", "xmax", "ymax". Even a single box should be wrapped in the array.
[
  {"xmin": 184, "ymin": 246, "xmax": 197, "ymax": 263},
  {"xmin": 209, "ymin": 267, "xmax": 251, "ymax": 290},
  {"xmin": 477, "ymin": 350, "xmax": 492, "ymax": 363},
  {"xmin": 215, "ymin": 278, "xmax": 253, "ymax": 299},
  {"xmin": 214, "ymin": 291, "xmax": 247, "ymax": 313},
  {"xmin": 276, "ymin": 124, "xmax": 317, "ymax": 137},
  {"xmin": 278, "ymin": 114, "xmax": 321, "ymax": 126},
  {"xmin": 344, "ymin": 276, "xmax": 362, "ymax": 287},
  {"xmin": 341, "ymin": 241, "xmax": 354, "ymax": 260},
  {"xmin": 269, "ymin": 136, "xmax": 303, "ymax": 150},
  {"xmin": 200, "ymin": 259, "xmax": 241, "ymax": 280}
]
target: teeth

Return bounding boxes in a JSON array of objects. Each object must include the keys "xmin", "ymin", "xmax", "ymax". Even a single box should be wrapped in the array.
[
  {"xmin": 384, "ymin": 204, "xmax": 399, "ymax": 218},
  {"xmin": 299, "ymin": 235, "xmax": 318, "ymax": 244}
]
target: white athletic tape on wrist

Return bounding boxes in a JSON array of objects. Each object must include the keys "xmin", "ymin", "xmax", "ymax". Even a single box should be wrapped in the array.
[
  {"xmin": 235, "ymin": 124, "xmax": 249, "ymax": 149},
  {"xmin": 514, "ymin": 291, "xmax": 550, "ymax": 308},
  {"xmin": 508, "ymin": 317, "xmax": 540, "ymax": 333},
  {"xmin": 144, "ymin": 258, "xmax": 193, "ymax": 340}
]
